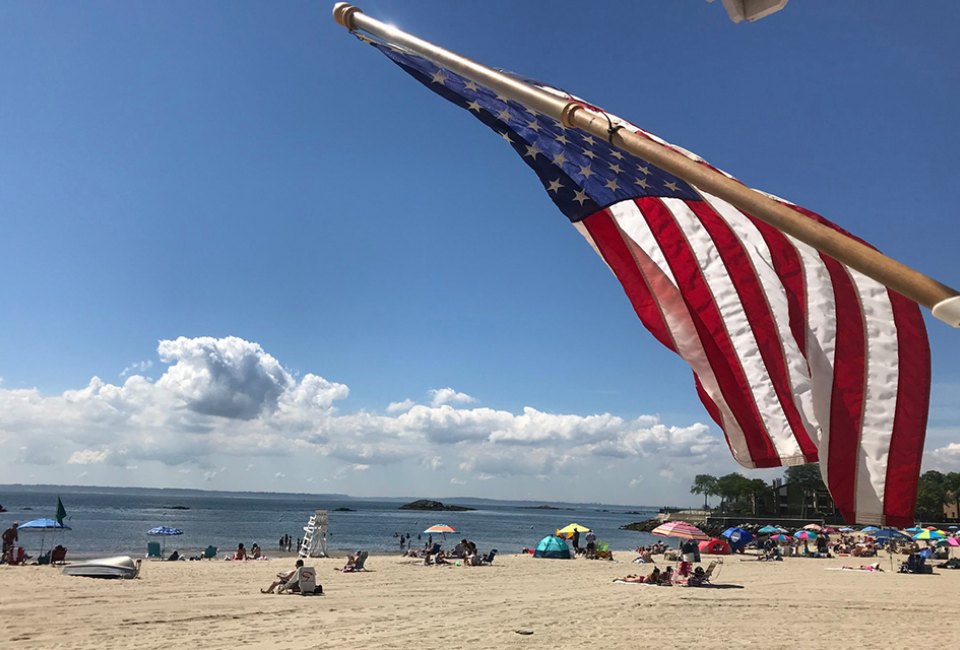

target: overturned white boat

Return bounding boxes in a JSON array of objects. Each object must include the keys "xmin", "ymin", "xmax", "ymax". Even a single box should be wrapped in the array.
[{"xmin": 62, "ymin": 555, "xmax": 142, "ymax": 580}]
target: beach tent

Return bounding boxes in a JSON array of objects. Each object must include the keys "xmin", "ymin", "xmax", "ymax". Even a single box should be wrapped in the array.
[
  {"xmin": 699, "ymin": 538, "xmax": 731, "ymax": 555},
  {"xmin": 533, "ymin": 535, "xmax": 571, "ymax": 559}
]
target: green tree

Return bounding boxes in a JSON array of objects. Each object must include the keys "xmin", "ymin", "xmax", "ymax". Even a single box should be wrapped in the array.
[
  {"xmin": 690, "ymin": 474, "xmax": 718, "ymax": 509},
  {"xmin": 716, "ymin": 473, "xmax": 750, "ymax": 512},
  {"xmin": 915, "ymin": 470, "xmax": 947, "ymax": 521},
  {"xmin": 944, "ymin": 472, "xmax": 960, "ymax": 522},
  {"xmin": 784, "ymin": 463, "xmax": 825, "ymax": 490},
  {"xmin": 746, "ymin": 478, "xmax": 771, "ymax": 516}
]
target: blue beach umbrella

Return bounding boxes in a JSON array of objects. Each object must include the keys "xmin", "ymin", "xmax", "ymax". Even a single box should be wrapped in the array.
[
  {"xmin": 794, "ymin": 530, "xmax": 818, "ymax": 540},
  {"xmin": 860, "ymin": 526, "xmax": 881, "ymax": 534},
  {"xmin": 872, "ymin": 529, "xmax": 909, "ymax": 541},
  {"xmin": 757, "ymin": 525, "xmax": 781, "ymax": 534},
  {"xmin": 18, "ymin": 518, "xmax": 72, "ymax": 556},
  {"xmin": 721, "ymin": 527, "xmax": 754, "ymax": 550},
  {"xmin": 147, "ymin": 526, "xmax": 183, "ymax": 554}
]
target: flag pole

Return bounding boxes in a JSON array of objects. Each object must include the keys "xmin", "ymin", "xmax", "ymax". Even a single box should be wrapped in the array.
[{"xmin": 332, "ymin": 3, "xmax": 960, "ymax": 327}]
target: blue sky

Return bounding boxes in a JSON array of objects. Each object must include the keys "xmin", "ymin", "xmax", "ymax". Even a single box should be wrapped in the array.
[{"xmin": 1, "ymin": 1, "xmax": 958, "ymax": 506}]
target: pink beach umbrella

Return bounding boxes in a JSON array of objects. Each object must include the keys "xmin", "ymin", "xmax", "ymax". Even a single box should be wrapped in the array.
[
  {"xmin": 794, "ymin": 530, "xmax": 818, "ymax": 540},
  {"xmin": 651, "ymin": 521, "xmax": 710, "ymax": 541},
  {"xmin": 803, "ymin": 523, "xmax": 823, "ymax": 531}
]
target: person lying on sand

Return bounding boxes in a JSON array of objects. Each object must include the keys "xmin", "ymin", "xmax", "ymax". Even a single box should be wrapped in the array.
[
  {"xmin": 614, "ymin": 567, "xmax": 661, "ymax": 584},
  {"xmin": 841, "ymin": 562, "xmax": 883, "ymax": 572}
]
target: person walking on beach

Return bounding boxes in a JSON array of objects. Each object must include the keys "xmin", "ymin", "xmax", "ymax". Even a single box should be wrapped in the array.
[
  {"xmin": 2, "ymin": 522, "xmax": 18, "ymax": 564},
  {"xmin": 571, "ymin": 528, "xmax": 581, "ymax": 555}
]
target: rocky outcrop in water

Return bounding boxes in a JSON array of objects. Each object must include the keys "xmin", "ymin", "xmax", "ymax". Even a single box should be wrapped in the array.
[{"xmin": 399, "ymin": 499, "xmax": 474, "ymax": 512}]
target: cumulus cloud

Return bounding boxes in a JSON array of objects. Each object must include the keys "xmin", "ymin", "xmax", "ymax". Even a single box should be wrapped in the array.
[
  {"xmin": 0, "ymin": 335, "xmax": 723, "ymax": 492},
  {"xmin": 926, "ymin": 442, "xmax": 960, "ymax": 471},
  {"xmin": 387, "ymin": 399, "xmax": 415, "ymax": 414},
  {"xmin": 429, "ymin": 387, "xmax": 475, "ymax": 407},
  {"xmin": 120, "ymin": 360, "xmax": 153, "ymax": 379}
]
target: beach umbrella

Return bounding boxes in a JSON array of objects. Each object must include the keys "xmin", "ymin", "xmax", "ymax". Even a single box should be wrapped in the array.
[
  {"xmin": 860, "ymin": 526, "xmax": 881, "ymax": 534},
  {"xmin": 721, "ymin": 527, "xmax": 754, "ymax": 548},
  {"xmin": 757, "ymin": 525, "xmax": 781, "ymax": 534},
  {"xmin": 651, "ymin": 521, "xmax": 709, "ymax": 541},
  {"xmin": 803, "ymin": 523, "xmax": 823, "ymax": 531},
  {"xmin": 147, "ymin": 526, "xmax": 183, "ymax": 554},
  {"xmin": 422, "ymin": 524, "xmax": 456, "ymax": 534},
  {"xmin": 936, "ymin": 537, "xmax": 960, "ymax": 548},
  {"xmin": 555, "ymin": 523, "xmax": 591, "ymax": 539},
  {"xmin": 769, "ymin": 533, "xmax": 791, "ymax": 542},
  {"xmin": 822, "ymin": 526, "xmax": 838, "ymax": 534},
  {"xmin": 872, "ymin": 529, "xmax": 910, "ymax": 541},
  {"xmin": 422, "ymin": 524, "xmax": 457, "ymax": 543},
  {"xmin": 794, "ymin": 530, "xmax": 818, "ymax": 540},
  {"xmin": 18, "ymin": 518, "xmax": 72, "ymax": 557},
  {"xmin": 839, "ymin": 527, "xmax": 855, "ymax": 533},
  {"xmin": 912, "ymin": 530, "xmax": 946, "ymax": 541},
  {"xmin": 904, "ymin": 526, "xmax": 924, "ymax": 534}
]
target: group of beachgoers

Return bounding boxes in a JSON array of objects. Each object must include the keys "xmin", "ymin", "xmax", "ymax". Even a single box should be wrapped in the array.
[
  {"xmin": 401, "ymin": 538, "xmax": 495, "ymax": 566},
  {"xmin": 229, "ymin": 542, "xmax": 266, "ymax": 561}
]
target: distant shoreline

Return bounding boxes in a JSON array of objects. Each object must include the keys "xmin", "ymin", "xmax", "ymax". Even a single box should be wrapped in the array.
[{"xmin": 0, "ymin": 483, "xmax": 677, "ymax": 512}]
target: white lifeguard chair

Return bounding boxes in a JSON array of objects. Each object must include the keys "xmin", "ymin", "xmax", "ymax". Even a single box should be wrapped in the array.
[{"xmin": 298, "ymin": 509, "xmax": 329, "ymax": 558}]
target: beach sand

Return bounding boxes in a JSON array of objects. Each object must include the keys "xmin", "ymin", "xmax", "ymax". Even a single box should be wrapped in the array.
[{"xmin": 2, "ymin": 550, "xmax": 957, "ymax": 649}]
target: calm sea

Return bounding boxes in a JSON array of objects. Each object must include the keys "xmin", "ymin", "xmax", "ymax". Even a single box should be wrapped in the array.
[{"xmin": 0, "ymin": 485, "xmax": 662, "ymax": 558}]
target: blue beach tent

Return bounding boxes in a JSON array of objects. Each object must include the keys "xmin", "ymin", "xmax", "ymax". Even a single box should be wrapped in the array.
[{"xmin": 533, "ymin": 535, "xmax": 571, "ymax": 559}]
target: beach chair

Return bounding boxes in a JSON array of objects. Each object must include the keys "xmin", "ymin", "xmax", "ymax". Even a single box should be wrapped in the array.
[
  {"xmin": 202, "ymin": 545, "xmax": 218, "ymax": 560},
  {"xmin": 146, "ymin": 542, "xmax": 162, "ymax": 559},
  {"xmin": 51, "ymin": 545, "xmax": 67, "ymax": 565},
  {"xmin": 687, "ymin": 560, "xmax": 720, "ymax": 586},
  {"xmin": 343, "ymin": 550, "xmax": 369, "ymax": 572},
  {"xmin": 482, "ymin": 549, "xmax": 498, "ymax": 565}
]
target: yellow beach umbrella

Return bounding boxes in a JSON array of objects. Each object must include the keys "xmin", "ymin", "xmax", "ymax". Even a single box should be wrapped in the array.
[{"xmin": 556, "ymin": 523, "xmax": 591, "ymax": 539}]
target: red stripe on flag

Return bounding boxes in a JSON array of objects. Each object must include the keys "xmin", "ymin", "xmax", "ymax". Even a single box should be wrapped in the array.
[
  {"xmin": 882, "ymin": 291, "xmax": 930, "ymax": 527},
  {"xmin": 823, "ymin": 259, "xmax": 866, "ymax": 523},
  {"xmin": 746, "ymin": 217, "xmax": 809, "ymax": 358},
  {"xmin": 636, "ymin": 197, "xmax": 781, "ymax": 467},
  {"xmin": 579, "ymin": 210, "xmax": 677, "ymax": 353},
  {"xmin": 686, "ymin": 200, "xmax": 819, "ymax": 462}
]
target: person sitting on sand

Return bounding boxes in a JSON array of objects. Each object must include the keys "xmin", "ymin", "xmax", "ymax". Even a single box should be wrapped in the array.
[
  {"xmin": 262, "ymin": 559, "xmax": 303, "ymax": 593},
  {"xmin": 250, "ymin": 543, "xmax": 261, "ymax": 559},
  {"xmin": 658, "ymin": 566, "xmax": 675, "ymax": 585},
  {"xmin": 234, "ymin": 543, "xmax": 247, "ymax": 561}
]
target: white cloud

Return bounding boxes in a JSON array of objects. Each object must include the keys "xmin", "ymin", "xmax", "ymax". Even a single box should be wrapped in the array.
[
  {"xmin": 120, "ymin": 360, "xmax": 153, "ymax": 379},
  {"xmin": 628, "ymin": 477, "xmax": 643, "ymax": 488},
  {"xmin": 387, "ymin": 399, "xmax": 415, "ymax": 413},
  {"xmin": 68, "ymin": 449, "xmax": 111, "ymax": 465},
  {"xmin": 429, "ymin": 387, "xmax": 475, "ymax": 407},
  {"xmin": 925, "ymin": 442, "xmax": 960, "ymax": 471},
  {"xmin": 0, "ymin": 335, "xmax": 724, "ymax": 497}
]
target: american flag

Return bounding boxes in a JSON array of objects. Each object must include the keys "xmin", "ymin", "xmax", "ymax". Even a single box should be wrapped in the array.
[{"xmin": 367, "ymin": 40, "xmax": 930, "ymax": 527}]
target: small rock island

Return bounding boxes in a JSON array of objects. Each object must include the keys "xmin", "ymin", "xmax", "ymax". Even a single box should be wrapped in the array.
[{"xmin": 399, "ymin": 499, "xmax": 474, "ymax": 512}]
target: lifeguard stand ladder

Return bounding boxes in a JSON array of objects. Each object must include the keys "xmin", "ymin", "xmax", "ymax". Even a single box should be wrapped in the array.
[{"xmin": 299, "ymin": 509, "xmax": 329, "ymax": 558}]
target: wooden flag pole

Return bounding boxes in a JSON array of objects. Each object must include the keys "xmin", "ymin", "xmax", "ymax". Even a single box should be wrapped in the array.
[{"xmin": 333, "ymin": 3, "xmax": 960, "ymax": 327}]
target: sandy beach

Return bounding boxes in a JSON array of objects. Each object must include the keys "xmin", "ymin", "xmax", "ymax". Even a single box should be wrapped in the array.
[{"xmin": 2, "ymin": 549, "xmax": 958, "ymax": 649}]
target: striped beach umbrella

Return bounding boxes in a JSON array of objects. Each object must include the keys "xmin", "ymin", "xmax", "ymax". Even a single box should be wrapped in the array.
[
  {"xmin": 860, "ymin": 526, "xmax": 881, "ymax": 534},
  {"xmin": 794, "ymin": 530, "xmax": 818, "ymax": 540},
  {"xmin": 912, "ymin": 530, "xmax": 946, "ymax": 541},
  {"xmin": 651, "ymin": 521, "xmax": 709, "ymax": 540},
  {"xmin": 769, "ymin": 533, "xmax": 791, "ymax": 542}
]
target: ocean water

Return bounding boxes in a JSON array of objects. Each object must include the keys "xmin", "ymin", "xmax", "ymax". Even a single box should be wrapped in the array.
[{"xmin": 0, "ymin": 486, "xmax": 662, "ymax": 559}]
